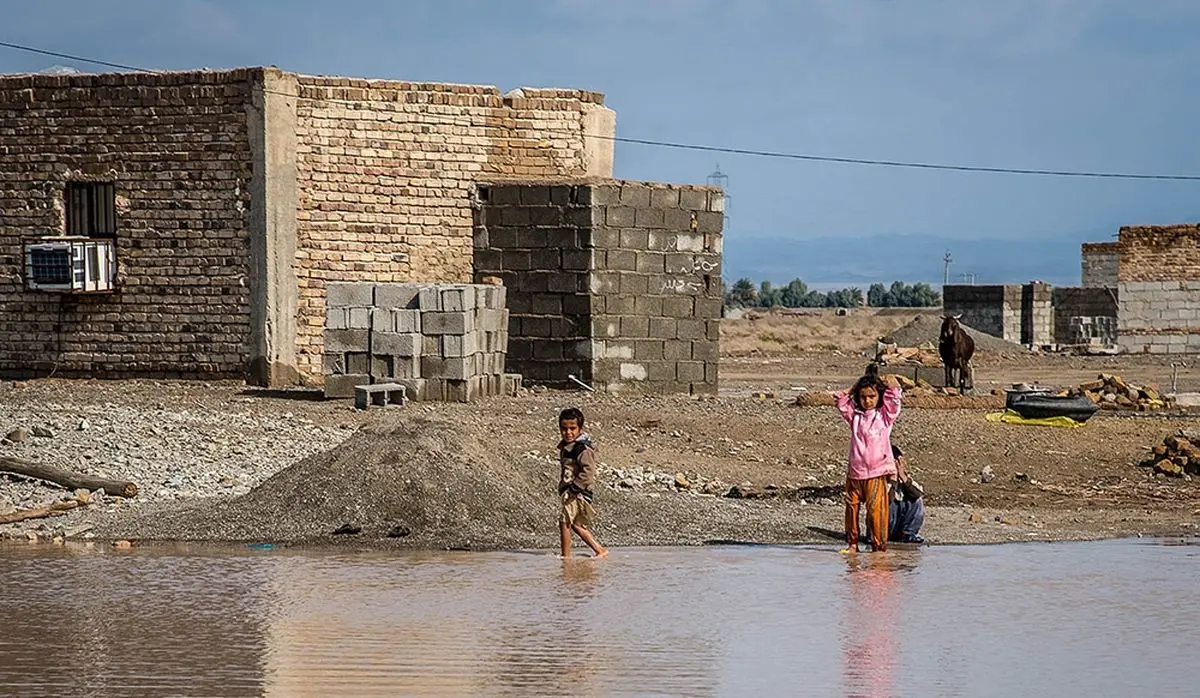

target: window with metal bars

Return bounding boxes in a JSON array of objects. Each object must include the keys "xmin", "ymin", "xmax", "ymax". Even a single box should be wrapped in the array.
[{"xmin": 65, "ymin": 182, "xmax": 117, "ymax": 237}]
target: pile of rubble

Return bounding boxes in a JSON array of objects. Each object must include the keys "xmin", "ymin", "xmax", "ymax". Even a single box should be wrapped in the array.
[
  {"xmin": 874, "ymin": 341, "xmax": 941, "ymax": 366},
  {"xmin": 1137, "ymin": 430, "xmax": 1200, "ymax": 477},
  {"xmin": 606, "ymin": 465, "xmax": 729, "ymax": 496},
  {"xmin": 1073, "ymin": 374, "xmax": 1173, "ymax": 412}
]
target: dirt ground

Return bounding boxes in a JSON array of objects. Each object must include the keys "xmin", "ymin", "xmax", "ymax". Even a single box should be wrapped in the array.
[{"xmin": 3, "ymin": 308, "xmax": 1200, "ymax": 550}]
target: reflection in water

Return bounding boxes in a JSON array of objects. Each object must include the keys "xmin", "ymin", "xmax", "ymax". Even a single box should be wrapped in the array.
[
  {"xmin": 840, "ymin": 553, "xmax": 918, "ymax": 697},
  {"xmin": 1, "ymin": 540, "xmax": 1198, "ymax": 696}
]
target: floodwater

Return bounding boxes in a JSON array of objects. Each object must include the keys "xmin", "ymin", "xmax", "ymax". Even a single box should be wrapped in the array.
[{"xmin": 1, "ymin": 540, "xmax": 1197, "ymax": 697}]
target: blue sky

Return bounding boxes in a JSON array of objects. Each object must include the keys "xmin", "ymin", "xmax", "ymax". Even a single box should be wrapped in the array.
[{"xmin": 4, "ymin": 0, "xmax": 1200, "ymax": 276}]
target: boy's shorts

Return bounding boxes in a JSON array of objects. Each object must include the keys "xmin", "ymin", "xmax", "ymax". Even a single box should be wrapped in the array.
[{"xmin": 561, "ymin": 492, "xmax": 596, "ymax": 528}]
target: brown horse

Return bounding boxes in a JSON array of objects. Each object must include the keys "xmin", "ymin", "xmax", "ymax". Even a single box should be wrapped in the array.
[{"xmin": 939, "ymin": 314, "xmax": 975, "ymax": 393}]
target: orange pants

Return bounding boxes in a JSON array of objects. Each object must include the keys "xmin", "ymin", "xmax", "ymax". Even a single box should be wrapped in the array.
[{"xmin": 844, "ymin": 476, "xmax": 890, "ymax": 551}]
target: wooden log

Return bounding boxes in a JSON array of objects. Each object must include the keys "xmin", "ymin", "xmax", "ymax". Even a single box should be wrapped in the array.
[
  {"xmin": 0, "ymin": 498, "xmax": 81, "ymax": 525},
  {"xmin": 0, "ymin": 457, "xmax": 138, "ymax": 498}
]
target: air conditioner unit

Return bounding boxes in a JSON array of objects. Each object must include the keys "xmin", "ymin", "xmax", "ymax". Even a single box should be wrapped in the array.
[{"xmin": 24, "ymin": 237, "xmax": 117, "ymax": 293}]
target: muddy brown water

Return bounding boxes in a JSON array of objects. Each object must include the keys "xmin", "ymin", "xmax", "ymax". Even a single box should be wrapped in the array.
[{"xmin": 1, "ymin": 540, "xmax": 1197, "ymax": 697}]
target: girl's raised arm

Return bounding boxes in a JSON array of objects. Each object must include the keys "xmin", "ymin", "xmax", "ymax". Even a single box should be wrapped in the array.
[
  {"xmin": 834, "ymin": 391, "xmax": 855, "ymax": 424},
  {"xmin": 880, "ymin": 377, "xmax": 903, "ymax": 426}
]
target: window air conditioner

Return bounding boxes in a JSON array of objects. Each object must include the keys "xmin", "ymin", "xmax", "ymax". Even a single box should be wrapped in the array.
[{"xmin": 24, "ymin": 237, "xmax": 117, "ymax": 293}]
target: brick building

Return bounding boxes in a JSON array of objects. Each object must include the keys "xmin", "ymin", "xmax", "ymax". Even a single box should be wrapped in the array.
[{"xmin": 0, "ymin": 66, "xmax": 616, "ymax": 385}]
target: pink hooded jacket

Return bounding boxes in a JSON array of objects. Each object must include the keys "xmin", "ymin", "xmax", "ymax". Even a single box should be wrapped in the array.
[{"xmin": 835, "ymin": 386, "xmax": 902, "ymax": 480}]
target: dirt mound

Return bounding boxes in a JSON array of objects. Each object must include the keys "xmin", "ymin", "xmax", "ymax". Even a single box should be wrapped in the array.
[
  {"xmin": 106, "ymin": 417, "xmax": 553, "ymax": 547},
  {"xmin": 881, "ymin": 315, "xmax": 1027, "ymax": 354}
]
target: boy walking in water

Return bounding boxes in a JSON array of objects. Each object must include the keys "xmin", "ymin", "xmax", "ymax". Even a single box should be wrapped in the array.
[{"xmin": 557, "ymin": 407, "xmax": 608, "ymax": 559}]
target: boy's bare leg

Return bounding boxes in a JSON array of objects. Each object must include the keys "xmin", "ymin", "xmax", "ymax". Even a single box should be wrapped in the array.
[
  {"xmin": 572, "ymin": 524, "xmax": 608, "ymax": 557},
  {"xmin": 560, "ymin": 521, "xmax": 573, "ymax": 558}
]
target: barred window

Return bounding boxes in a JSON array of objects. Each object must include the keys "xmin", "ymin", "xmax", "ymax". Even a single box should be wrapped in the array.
[{"xmin": 65, "ymin": 182, "xmax": 117, "ymax": 236}]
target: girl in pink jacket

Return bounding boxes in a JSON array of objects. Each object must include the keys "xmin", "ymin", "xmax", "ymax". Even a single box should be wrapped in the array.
[{"xmin": 835, "ymin": 363, "xmax": 903, "ymax": 552}]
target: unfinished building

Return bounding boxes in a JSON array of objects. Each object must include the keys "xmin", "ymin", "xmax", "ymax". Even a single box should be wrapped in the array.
[
  {"xmin": 943, "ymin": 224, "xmax": 1199, "ymax": 353},
  {"xmin": 0, "ymin": 66, "xmax": 726, "ymax": 395}
]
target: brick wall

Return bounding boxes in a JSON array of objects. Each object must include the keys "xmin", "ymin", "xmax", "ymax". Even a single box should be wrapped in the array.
[
  {"xmin": 1113, "ymin": 225, "xmax": 1200, "ymax": 354},
  {"xmin": 1081, "ymin": 242, "xmax": 1119, "ymax": 287},
  {"xmin": 474, "ymin": 181, "xmax": 723, "ymax": 394},
  {"xmin": 1115, "ymin": 225, "xmax": 1200, "ymax": 354},
  {"xmin": 0, "ymin": 69, "xmax": 258, "ymax": 378},
  {"xmin": 291, "ymin": 77, "xmax": 614, "ymax": 381}
]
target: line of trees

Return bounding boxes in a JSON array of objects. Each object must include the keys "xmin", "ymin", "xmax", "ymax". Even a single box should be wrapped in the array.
[{"xmin": 724, "ymin": 278, "xmax": 941, "ymax": 309}]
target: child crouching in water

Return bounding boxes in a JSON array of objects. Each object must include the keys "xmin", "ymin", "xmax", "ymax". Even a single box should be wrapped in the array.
[
  {"xmin": 835, "ymin": 363, "xmax": 902, "ymax": 552},
  {"xmin": 558, "ymin": 407, "xmax": 608, "ymax": 559}
]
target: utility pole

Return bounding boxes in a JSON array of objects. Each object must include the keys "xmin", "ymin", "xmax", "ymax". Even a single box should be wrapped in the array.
[{"xmin": 943, "ymin": 250, "xmax": 953, "ymax": 286}]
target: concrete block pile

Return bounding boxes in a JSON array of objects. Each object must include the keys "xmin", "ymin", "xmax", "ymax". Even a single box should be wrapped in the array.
[{"xmin": 323, "ymin": 282, "xmax": 515, "ymax": 402}]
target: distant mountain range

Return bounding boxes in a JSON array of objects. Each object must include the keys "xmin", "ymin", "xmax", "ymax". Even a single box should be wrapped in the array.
[{"xmin": 723, "ymin": 231, "xmax": 1115, "ymax": 289}]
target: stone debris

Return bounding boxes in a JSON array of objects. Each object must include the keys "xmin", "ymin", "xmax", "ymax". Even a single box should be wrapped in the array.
[
  {"xmin": 1073, "ymin": 374, "xmax": 1173, "ymax": 412},
  {"xmin": 1137, "ymin": 429, "xmax": 1200, "ymax": 477}
]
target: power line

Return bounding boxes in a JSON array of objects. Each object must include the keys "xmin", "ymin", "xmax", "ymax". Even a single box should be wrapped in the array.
[
  {"xmin": 3, "ymin": 37, "xmax": 1200, "ymax": 182},
  {"xmin": 0, "ymin": 40, "xmax": 150, "ymax": 73}
]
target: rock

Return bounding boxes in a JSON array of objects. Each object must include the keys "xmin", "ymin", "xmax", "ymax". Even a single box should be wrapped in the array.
[
  {"xmin": 968, "ymin": 512, "xmax": 982, "ymax": 523},
  {"xmin": 980, "ymin": 465, "xmax": 995, "ymax": 484},
  {"xmin": 1014, "ymin": 472, "xmax": 1029, "ymax": 483},
  {"xmin": 112, "ymin": 540, "xmax": 132, "ymax": 549},
  {"xmin": 64, "ymin": 523, "xmax": 94, "ymax": 538},
  {"xmin": 77, "ymin": 418, "xmax": 90, "ymax": 431},
  {"xmin": 5, "ymin": 427, "xmax": 29, "ymax": 443},
  {"xmin": 332, "ymin": 523, "xmax": 361, "ymax": 535},
  {"xmin": 674, "ymin": 472, "xmax": 691, "ymax": 490},
  {"xmin": 386, "ymin": 524, "xmax": 412, "ymax": 538},
  {"xmin": 31, "ymin": 425, "xmax": 54, "ymax": 438}
]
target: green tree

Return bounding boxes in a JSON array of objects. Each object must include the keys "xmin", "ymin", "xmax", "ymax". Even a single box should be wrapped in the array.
[
  {"xmin": 758, "ymin": 281, "xmax": 782, "ymax": 308},
  {"xmin": 780, "ymin": 278, "xmax": 809, "ymax": 308},
  {"xmin": 725, "ymin": 277, "xmax": 758, "ymax": 307}
]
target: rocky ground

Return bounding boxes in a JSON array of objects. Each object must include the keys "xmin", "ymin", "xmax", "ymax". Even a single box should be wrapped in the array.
[{"xmin": 2, "ymin": 310, "xmax": 1199, "ymax": 551}]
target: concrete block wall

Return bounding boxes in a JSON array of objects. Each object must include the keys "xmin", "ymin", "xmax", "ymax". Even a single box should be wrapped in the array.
[
  {"xmin": 473, "ymin": 180, "xmax": 723, "ymax": 394},
  {"xmin": 0, "ymin": 69, "xmax": 260, "ymax": 378},
  {"xmin": 1020, "ymin": 282, "xmax": 1053, "ymax": 346},
  {"xmin": 1081, "ymin": 242, "xmax": 1119, "ymax": 287},
  {"xmin": 1115, "ymin": 225, "xmax": 1200, "ymax": 354},
  {"xmin": 942, "ymin": 285, "xmax": 1021, "ymax": 341},
  {"xmin": 1051, "ymin": 287, "xmax": 1119, "ymax": 346},
  {"xmin": 323, "ymin": 282, "xmax": 512, "ymax": 401}
]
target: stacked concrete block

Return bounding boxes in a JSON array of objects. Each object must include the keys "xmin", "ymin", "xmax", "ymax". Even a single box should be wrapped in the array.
[
  {"xmin": 323, "ymin": 282, "xmax": 511, "ymax": 401},
  {"xmin": 1052, "ymin": 287, "xmax": 1118, "ymax": 346},
  {"xmin": 473, "ymin": 180, "xmax": 723, "ymax": 395}
]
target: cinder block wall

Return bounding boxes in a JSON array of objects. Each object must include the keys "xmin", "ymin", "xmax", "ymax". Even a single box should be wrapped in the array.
[
  {"xmin": 473, "ymin": 181, "xmax": 723, "ymax": 394},
  {"xmin": 0, "ymin": 69, "xmax": 259, "ymax": 378},
  {"xmin": 1116, "ymin": 225, "xmax": 1200, "ymax": 354},
  {"xmin": 942, "ymin": 285, "xmax": 1021, "ymax": 341},
  {"xmin": 1081, "ymin": 242, "xmax": 1119, "ymax": 287},
  {"xmin": 1051, "ymin": 287, "xmax": 1119, "ymax": 345},
  {"xmin": 1020, "ymin": 282, "xmax": 1053, "ymax": 346}
]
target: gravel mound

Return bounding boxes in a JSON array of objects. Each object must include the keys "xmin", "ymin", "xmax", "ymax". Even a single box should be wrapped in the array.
[
  {"xmin": 102, "ymin": 417, "xmax": 553, "ymax": 547},
  {"xmin": 881, "ymin": 315, "xmax": 1028, "ymax": 353}
]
